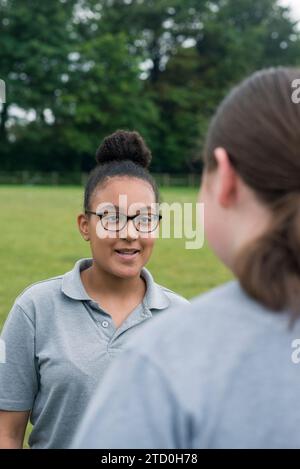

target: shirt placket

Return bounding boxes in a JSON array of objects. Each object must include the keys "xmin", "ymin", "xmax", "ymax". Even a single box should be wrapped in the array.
[
  {"xmin": 109, "ymin": 302, "xmax": 152, "ymax": 345},
  {"xmin": 83, "ymin": 299, "xmax": 153, "ymax": 345},
  {"xmin": 83, "ymin": 300, "xmax": 116, "ymax": 340}
]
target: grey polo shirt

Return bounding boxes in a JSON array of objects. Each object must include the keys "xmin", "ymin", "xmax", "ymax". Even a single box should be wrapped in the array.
[
  {"xmin": 0, "ymin": 258, "xmax": 189, "ymax": 449},
  {"xmin": 73, "ymin": 281, "xmax": 300, "ymax": 449}
]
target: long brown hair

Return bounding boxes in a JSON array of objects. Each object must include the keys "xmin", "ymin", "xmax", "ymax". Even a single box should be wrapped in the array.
[{"xmin": 203, "ymin": 68, "xmax": 300, "ymax": 315}]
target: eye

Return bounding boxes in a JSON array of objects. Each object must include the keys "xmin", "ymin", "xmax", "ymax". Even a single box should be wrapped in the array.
[
  {"xmin": 100, "ymin": 213, "xmax": 122, "ymax": 225},
  {"xmin": 105, "ymin": 214, "xmax": 119, "ymax": 222},
  {"xmin": 139, "ymin": 215, "xmax": 152, "ymax": 223}
]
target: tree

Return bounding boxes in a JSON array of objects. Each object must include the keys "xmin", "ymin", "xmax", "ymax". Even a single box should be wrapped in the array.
[
  {"xmin": 1, "ymin": 0, "xmax": 299, "ymax": 173},
  {"xmin": 0, "ymin": 0, "xmax": 77, "ymax": 169}
]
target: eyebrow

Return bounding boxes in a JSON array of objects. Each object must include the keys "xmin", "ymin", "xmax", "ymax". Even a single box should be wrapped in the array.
[{"xmin": 100, "ymin": 205, "xmax": 155, "ymax": 211}]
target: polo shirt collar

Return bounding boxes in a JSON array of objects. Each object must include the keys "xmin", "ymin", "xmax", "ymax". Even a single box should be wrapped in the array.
[
  {"xmin": 141, "ymin": 267, "xmax": 170, "ymax": 310},
  {"xmin": 61, "ymin": 258, "xmax": 170, "ymax": 310},
  {"xmin": 61, "ymin": 258, "xmax": 92, "ymax": 301}
]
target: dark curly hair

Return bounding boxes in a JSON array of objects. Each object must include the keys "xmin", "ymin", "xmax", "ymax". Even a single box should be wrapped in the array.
[{"xmin": 84, "ymin": 130, "xmax": 159, "ymax": 212}]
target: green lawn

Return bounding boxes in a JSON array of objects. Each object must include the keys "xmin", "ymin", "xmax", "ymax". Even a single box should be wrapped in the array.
[
  {"xmin": 0, "ymin": 184, "xmax": 233, "ymax": 447},
  {"xmin": 0, "ymin": 185, "xmax": 232, "ymax": 328}
]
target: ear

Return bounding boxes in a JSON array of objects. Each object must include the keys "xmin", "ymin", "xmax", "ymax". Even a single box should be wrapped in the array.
[
  {"xmin": 77, "ymin": 213, "xmax": 90, "ymax": 241},
  {"xmin": 214, "ymin": 147, "xmax": 238, "ymax": 208}
]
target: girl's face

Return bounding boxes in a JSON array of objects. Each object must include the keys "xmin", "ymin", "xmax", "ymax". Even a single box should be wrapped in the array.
[{"xmin": 78, "ymin": 176, "xmax": 158, "ymax": 279}]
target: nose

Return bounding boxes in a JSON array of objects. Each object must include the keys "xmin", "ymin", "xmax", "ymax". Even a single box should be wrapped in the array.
[{"xmin": 120, "ymin": 219, "xmax": 139, "ymax": 240}]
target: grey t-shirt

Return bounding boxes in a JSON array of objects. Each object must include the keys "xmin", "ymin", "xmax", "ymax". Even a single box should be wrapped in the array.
[
  {"xmin": 73, "ymin": 281, "xmax": 300, "ymax": 449},
  {"xmin": 0, "ymin": 258, "xmax": 189, "ymax": 448}
]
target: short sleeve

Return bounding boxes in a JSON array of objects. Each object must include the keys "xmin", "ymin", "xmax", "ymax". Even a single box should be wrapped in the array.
[{"xmin": 0, "ymin": 303, "xmax": 39, "ymax": 411}]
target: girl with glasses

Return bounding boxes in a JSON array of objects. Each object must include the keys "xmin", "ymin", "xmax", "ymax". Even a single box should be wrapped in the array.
[{"xmin": 0, "ymin": 130, "xmax": 189, "ymax": 449}]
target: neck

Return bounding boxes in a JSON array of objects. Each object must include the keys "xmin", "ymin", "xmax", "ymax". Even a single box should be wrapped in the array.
[
  {"xmin": 81, "ymin": 261, "xmax": 145, "ymax": 300},
  {"xmin": 226, "ymin": 196, "xmax": 273, "ymax": 271}
]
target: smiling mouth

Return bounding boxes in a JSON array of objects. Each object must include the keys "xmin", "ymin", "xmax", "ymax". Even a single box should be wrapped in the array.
[{"xmin": 115, "ymin": 249, "xmax": 140, "ymax": 256}]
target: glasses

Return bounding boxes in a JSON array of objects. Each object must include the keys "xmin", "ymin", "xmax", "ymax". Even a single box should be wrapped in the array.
[{"xmin": 85, "ymin": 210, "xmax": 162, "ymax": 233}]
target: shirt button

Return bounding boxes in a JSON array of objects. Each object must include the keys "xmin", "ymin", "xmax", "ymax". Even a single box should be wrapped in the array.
[{"xmin": 102, "ymin": 320, "xmax": 109, "ymax": 328}]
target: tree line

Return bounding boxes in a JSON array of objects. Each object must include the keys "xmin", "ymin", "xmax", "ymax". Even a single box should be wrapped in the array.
[{"xmin": 0, "ymin": 0, "xmax": 300, "ymax": 174}]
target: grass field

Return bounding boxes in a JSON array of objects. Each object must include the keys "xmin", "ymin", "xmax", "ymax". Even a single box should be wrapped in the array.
[
  {"xmin": 0, "ymin": 185, "xmax": 232, "ymax": 328},
  {"xmin": 0, "ymin": 184, "xmax": 233, "ymax": 447}
]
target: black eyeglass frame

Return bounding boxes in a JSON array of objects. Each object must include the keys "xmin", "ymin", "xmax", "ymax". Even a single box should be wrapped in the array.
[{"xmin": 85, "ymin": 210, "xmax": 162, "ymax": 233}]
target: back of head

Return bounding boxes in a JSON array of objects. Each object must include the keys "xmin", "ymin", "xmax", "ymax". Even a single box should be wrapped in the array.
[{"xmin": 203, "ymin": 67, "xmax": 300, "ymax": 316}]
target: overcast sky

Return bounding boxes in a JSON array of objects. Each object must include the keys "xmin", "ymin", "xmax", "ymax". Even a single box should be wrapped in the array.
[{"xmin": 280, "ymin": 0, "xmax": 300, "ymax": 21}]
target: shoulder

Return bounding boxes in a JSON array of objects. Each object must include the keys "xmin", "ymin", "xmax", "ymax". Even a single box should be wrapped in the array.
[
  {"xmin": 12, "ymin": 275, "xmax": 64, "ymax": 322},
  {"xmin": 130, "ymin": 280, "xmax": 275, "ymax": 360},
  {"xmin": 163, "ymin": 280, "xmax": 273, "ymax": 335},
  {"xmin": 187, "ymin": 280, "xmax": 274, "ymax": 327},
  {"xmin": 16, "ymin": 275, "xmax": 63, "ymax": 302},
  {"xmin": 156, "ymin": 283, "xmax": 190, "ymax": 307}
]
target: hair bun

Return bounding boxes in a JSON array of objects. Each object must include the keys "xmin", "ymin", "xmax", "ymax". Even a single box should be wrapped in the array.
[{"xmin": 96, "ymin": 130, "xmax": 152, "ymax": 169}]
